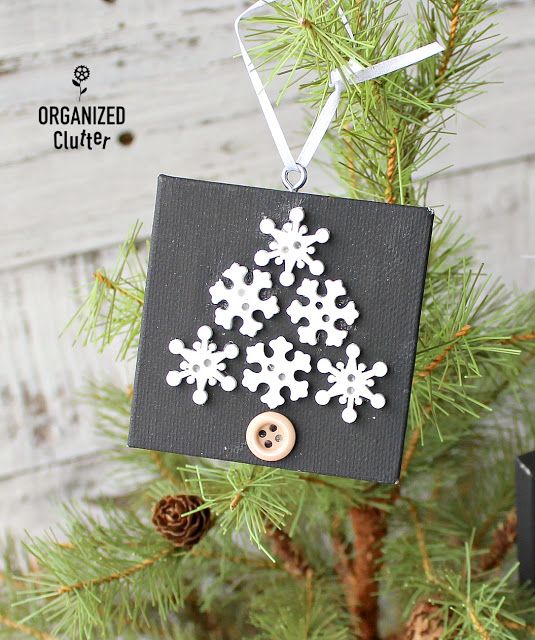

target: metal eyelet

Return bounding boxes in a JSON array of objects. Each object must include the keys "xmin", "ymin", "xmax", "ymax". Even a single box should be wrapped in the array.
[{"xmin": 281, "ymin": 163, "xmax": 307, "ymax": 192}]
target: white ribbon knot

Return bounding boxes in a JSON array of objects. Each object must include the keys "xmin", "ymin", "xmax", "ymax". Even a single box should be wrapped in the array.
[{"xmin": 235, "ymin": 0, "xmax": 444, "ymax": 190}]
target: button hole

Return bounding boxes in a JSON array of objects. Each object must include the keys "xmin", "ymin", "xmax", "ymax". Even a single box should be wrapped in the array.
[
  {"xmin": 269, "ymin": 424, "xmax": 277, "ymax": 432},
  {"xmin": 264, "ymin": 440, "xmax": 273, "ymax": 448}
]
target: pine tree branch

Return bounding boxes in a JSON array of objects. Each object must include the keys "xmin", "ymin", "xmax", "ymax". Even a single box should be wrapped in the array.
[
  {"xmin": 401, "ymin": 328, "xmax": 534, "ymax": 489},
  {"xmin": 371, "ymin": 0, "xmax": 468, "ymax": 208},
  {"xmin": 298, "ymin": 473, "xmax": 357, "ymax": 501},
  {"xmin": 333, "ymin": 506, "xmax": 394, "ymax": 638},
  {"xmin": 400, "ymin": 423, "xmax": 425, "ymax": 480},
  {"xmin": 418, "ymin": 0, "xmax": 464, "ymax": 120},
  {"xmin": 189, "ymin": 548, "xmax": 277, "ymax": 571},
  {"xmin": 466, "ymin": 603, "xmax": 491, "ymax": 640},
  {"xmin": 55, "ymin": 547, "xmax": 174, "ymax": 595},
  {"xmin": 478, "ymin": 509, "xmax": 517, "ymax": 572},
  {"xmin": 344, "ymin": 505, "xmax": 386, "ymax": 640},
  {"xmin": 93, "ymin": 270, "xmax": 144, "ymax": 306},
  {"xmin": 229, "ymin": 493, "xmax": 243, "ymax": 510},
  {"xmin": 408, "ymin": 502, "xmax": 436, "ymax": 584},
  {"xmin": 504, "ymin": 331, "xmax": 535, "ymax": 345},
  {"xmin": 0, "ymin": 614, "xmax": 57, "ymax": 640},
  {"xmin": 332, "ymin": 516, "xmax": 361, "ymax": 637},
  {"xmin": 182, "ymin": 591, "xmax": 227, "ymax": 640},
  {"xmin": 226, "ymin": 471, "xmax": 263, "ymax": 514},
  {"xmin": 414, "ymin": 324, "xmax": 472, "ymax": 382},
  {"xmin": 266, "ymin": 524, "xmax": 313, "ymax": 579},
  {"xmin": 148, "ymin": 451, "xmax": 183, "ymax": 487},
  {"xmin": 0, "ymin": 570, "xmax": 26, "ymax": 589},
  {"xmin": 500, "ymin": 617, "xmax": 535, "ymax": 637},
  {"xmin": 343, "ymin": 123, "xmax": 358, "ymax": 196},
  {"xmin": 437, "ymin": 0, "xmax": 462, "ymax": 81},
  {"xmin": 412, "ymin": 326, "xmax": 533, "ymax": 386},
  {"xmin": 384, "ymin": 129, "xmax": 398, "ymax": 205},
  {"xmin": 407, "ymin": 502, "xmax": 492, "ymax": 640},
  {"xmin": 390, "ymin": 402, "xmax": 433, "ymax": 500},
  {"xmin": 303, "ymin": 568, "xmax": 315, "ymax": 638}
]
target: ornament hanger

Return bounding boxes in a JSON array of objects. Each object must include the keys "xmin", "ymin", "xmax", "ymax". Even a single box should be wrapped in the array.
[{"xmin": 235, "ymin": 1, "xmax": 444, "ymax": 192}]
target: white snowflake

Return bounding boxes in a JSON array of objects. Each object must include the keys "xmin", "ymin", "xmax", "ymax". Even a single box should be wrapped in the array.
[
  {"xmin": 166, "ymin": 325, "xmax": 239, "ymax": 405},
  {"xmin": 287, "ymin": 278, "xmax": 359, "ymax": 347},
  {"xmin": 315, "ymin": 344, "xmax": 387, "ymax": 423},
  {"xmin": 209, "ymin": 263, "xmax": 279, "ymax": 337},
  {"xmin": 242, "ymin": 336, "xmax": 311, "ymax": 409},
  {"xmin": 254, "ymin": 206, "xmax": 330, "ymax": 286}
]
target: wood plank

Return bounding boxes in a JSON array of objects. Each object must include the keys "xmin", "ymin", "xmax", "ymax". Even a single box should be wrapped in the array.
[
  {"xmin": 0, "ymin": 0, "xmax": 531, "ymax": 59},
  {"xmin": 1, "ymin": 2, "xmax": 535, "ymax": 270},
  {"xmin": 0, "ymin": 1, "xmax": 236, "ymax": 56},
  {"xmin": 427, "ymin": 154, "xmax": 535, "ymax": 291},
  {"xmin": 0, "ymin": 454, "xmax": 114, "ymax": 535},
  {"xmin": 0, "ymin": 247, "xmax": 132, "ymax": 478}
]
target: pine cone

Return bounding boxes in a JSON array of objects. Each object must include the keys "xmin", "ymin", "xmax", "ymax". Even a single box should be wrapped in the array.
[
  {"xmin": 404, "ymin": 601, "xmax": 445, "ymax": 640},
  {"xmin": 152, "ymin": 495, "xmax": 211, "ymax": 548}
]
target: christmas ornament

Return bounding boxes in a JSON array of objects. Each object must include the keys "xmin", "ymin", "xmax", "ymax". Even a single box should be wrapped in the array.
[
  {"xmin": 128, "ymin": 1, "xmax": 443, "ymax": 483},
  {"xmin": 130, "ymin": 177, "xmax": 433, "ymax": 482},
  {"xmin": 152, "ymin": 495, "xmax": 211, "ymax": 548}
]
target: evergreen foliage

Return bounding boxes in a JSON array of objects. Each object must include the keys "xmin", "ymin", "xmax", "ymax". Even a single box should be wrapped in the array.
[{"xmin": 2, "ymin": 1, "xmax": 535, "ymax": 638}]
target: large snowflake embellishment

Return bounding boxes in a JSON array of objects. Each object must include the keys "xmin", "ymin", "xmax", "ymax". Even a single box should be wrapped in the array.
[
  {"xmin": 254, "ymin": 206, "xmax": 330, "ymax": 286},
  {"xmin": 166, "ymin": 325, "xmax": 239, "ymax": 405},
  {"xmin": 242, "ymin": 336, "xmax": 311, "ymax": 409},
  {"xmin": 315, "ymin": 344, "xmax": 387, "ymax": 423},
  {"xmin": 209, "ymin": 263, "xmax": 279, "ymax": 337},
  {"xmin": 287, "ymin": 278, "xmax": 359, "ymax": 347}
]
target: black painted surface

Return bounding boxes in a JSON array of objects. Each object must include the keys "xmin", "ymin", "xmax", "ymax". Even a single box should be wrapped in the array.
[
  {"xmin": 129, "ymin": 175, "xmax": 433, "ymax": 483},
  {"xmin": 516, "ymin": 451, "xmax": 535, "ymax": 584}
]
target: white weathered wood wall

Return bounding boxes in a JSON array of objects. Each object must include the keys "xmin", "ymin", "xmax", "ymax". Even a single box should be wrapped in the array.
[{"xmin": 1, "ymin": 0, "xmax": 533, "ymax": 536}]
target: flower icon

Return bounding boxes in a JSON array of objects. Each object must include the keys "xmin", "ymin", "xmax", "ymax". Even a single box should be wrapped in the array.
[{"xmin": 72, "ymin": 65, "xmax": 90, "ymax": 101}]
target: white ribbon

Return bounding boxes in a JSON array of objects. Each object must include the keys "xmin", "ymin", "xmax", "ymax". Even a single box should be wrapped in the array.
[{"xmin": 235, "ymin": 1, "xmax": 444, "ymax": 189}]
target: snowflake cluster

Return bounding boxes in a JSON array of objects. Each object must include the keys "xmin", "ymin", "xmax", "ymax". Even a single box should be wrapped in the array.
[{"xmin": 165, "ymin": 205, "xmax": 387, "ymax": 423}]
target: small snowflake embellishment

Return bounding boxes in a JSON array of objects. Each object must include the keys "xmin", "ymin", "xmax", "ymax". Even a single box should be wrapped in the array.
[
  {"xmin": 254, "ymin": 206, "xmax": 330, "ymax": 286},
  {"xmin": 166, "ymin": 325, "xmax": 239, "ymax": 405},
  {"xmin": 242, "ymin": 336, "xmax": 311, "ymax": 409},
  {"xmin": 209, "ymin": 263, "xmax": 279, "ymax": 337},
  {"xmin": 315, "ymin": 344, "xmax": 387, "ymax": 423},
  {"xmin": 287, "ymin": 278, "xmax": 359, "ymax": 347}
]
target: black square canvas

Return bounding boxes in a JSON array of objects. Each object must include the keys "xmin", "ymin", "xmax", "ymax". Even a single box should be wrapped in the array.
[{"xmin": 129, "ymin": 175, "xmax": 433, "ymax": 483}]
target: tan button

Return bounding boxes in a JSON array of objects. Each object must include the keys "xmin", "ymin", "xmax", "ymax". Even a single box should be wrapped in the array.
[{"xmin": 246, "ymin": 412, "xmax": 296, "ymax": 462}]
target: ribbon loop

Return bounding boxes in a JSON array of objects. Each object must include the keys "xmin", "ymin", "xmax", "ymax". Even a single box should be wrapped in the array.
[{"xmin": 235, "ymin": 1, "xmax": 444, "ymax": 191}]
